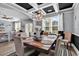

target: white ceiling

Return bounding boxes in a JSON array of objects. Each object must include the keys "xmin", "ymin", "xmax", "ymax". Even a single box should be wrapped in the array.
[{"xmin": 0, "ymin": 3, "xmax": 31, "ymax": 22}]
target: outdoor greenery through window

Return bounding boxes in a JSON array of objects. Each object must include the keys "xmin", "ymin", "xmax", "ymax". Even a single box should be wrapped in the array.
[{"xmin": 42, "ymin": 15, "xmax": 59, "ymax": 34}]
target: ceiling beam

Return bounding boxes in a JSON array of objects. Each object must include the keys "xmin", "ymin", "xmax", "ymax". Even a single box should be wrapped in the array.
[
  {"xmin": 29, "ymin": 3, "xmax": 46, "ymax": 15},
  {"xmin": 52, "ymin": 3, "xmax": 59, "ymax": 12},
  {"xmin": 41, "ymin": 9, "xmax": 46, "ymax": 15},
  {"xmin": 28, "ymin": 3, "xmax": 53, "ymax": 13},
  {"xmin": 29, "ymin": 3, "xmax": 38, "ymax": 10}
]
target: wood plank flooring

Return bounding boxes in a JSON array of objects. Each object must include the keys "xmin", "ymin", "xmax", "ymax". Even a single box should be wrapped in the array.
[
  {"xmin": 0, "ymin": 41, "xmax": 77, "ymax": 56},
  {"xmin": 0, "ymin": 41, "xmax": 15, "ymax": 56}
]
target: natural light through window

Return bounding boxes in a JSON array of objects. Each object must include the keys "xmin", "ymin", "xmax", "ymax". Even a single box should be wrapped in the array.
[{"xmin": 42, "ymin": 15, "xmax": 59, "ymax": 34}]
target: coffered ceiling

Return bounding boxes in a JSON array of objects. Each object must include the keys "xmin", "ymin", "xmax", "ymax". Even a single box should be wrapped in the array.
[
  {"xmin": 14, "ymin": 3, "xmax": 74, "ymax": 20},
  {"xmin": 0, "ymin": 3, "xmax": 74, "ymax": 20},
  {"xmin": 16, "ymin": 3, "xmax": 73, "ymax": 14}
]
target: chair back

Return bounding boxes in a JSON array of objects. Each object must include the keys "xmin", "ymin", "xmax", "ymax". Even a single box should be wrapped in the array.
[
  {"xmin": 64, "ymin": 32, "xmax": 72, "ymax": 42},
  {"xmin": 49, "ymin": 35, "xmax": 61, "ymax": 56},
  {"xmin": 43, "ymin": 32, "xmax": 48, "ymax": 36},
  {"xmin": 14, "ymin": 36, "xmax": 24, "ymax": 56},
  {"xmin": 54, "ymin": 38, "xmax": 61, "ymax": 56}
]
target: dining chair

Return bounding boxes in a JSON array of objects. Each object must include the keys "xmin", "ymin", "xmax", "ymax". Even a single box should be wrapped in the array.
[
  {"xmin": 39, "ymin": 33, "xmax": 73, "ymax": 56},
  {"xmin": 61, "ymin": 32, "xmax": 72, "ymax": 49},
  {"xmin": 43, "ymin": 32, "xmax": 48, "ymax": 36},
  {"xmin": 38, "ymin": 39, "xmax": 61, "ymax": 56},
  {"xmin": 14, "ymin": 35, "xmax": 35, "ymax": 56},
  {"xmin": 64, "ymin": 32, "xmax": 72, "ymax": 42}
]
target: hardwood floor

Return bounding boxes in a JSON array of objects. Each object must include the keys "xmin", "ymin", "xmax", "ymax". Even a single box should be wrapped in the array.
[
  {"xmin": 0, "ymin": 41, "xmax": 15, "ymax": 56},
  {"xmin": 0, "ymin": 41, "xmax": 77, "ymax": 56}
]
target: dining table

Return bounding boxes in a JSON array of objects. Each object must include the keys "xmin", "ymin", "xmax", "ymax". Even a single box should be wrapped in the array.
[{"xmin": 22, "ymin": 35, "xmax": 57, "ymax": 53}]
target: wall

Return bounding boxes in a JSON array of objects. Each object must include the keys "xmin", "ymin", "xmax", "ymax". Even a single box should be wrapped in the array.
[
  {"xmin": 0, "ymin": 19, "xmax": 12, "ymax": 32},
  {"xmin": 63, "ymin": 10, "xmax": 74, "ymax": 32},
  {"xmin": 0, "ymin": 7, "xmax": 29, "ymax": 20},
  {"xmin": 70, "ymin": 4, "xmax": 79, "ymax": 55},
  {"xmin": 73, "ymin": 4, "xmax": 79, "ymax": 36},
  {"xmin": 21, "ymin": 19, "xmax": 33, "ymax": 32},
  {"xmin": 60, "ymin": 4, "xmax": 79, "ymax": 35},
  {"xmin": 58, "ymin": 13, "xmax": 64, "ymax": 31}
]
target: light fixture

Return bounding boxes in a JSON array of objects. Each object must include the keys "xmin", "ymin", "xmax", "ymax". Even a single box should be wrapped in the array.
[
  {"xmin": 1, "ymin": 15, "xmax": 13, "ymax": 20},
  {"xmin": 0, "ymin": 10, "xmax": 12, "ymax": 20},
  {"xmin": 34, "ymin": 10, "xmax": 44, "ymax": 21}
]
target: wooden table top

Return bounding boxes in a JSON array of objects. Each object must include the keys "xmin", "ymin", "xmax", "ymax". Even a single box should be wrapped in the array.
[
  {"xmin": 23, "ymin": 37, "xmax": 43, "ymax": 48},
  {"xmin": 23, "ymin": 36, "xmax": 57, "ymax": 51}
]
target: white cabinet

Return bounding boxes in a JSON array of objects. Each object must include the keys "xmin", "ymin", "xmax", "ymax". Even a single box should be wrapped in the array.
[{"xmin": 0, "ymin": 20, "xmax": 12, "ymax": 42}]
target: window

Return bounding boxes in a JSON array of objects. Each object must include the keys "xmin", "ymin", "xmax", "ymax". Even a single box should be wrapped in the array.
[
  {"xmin": 15, "ymin": 22, "xmax": 21, "ymax": 32},
  {"xmin": 42, "ymin": 15, "xmax": 59, "ymax": 34},
  {"xmin": 25, "ymin": 23, "xmax": 33, "ymax": 36},
  {"xmin": 28, "ymin": 23, "xmax": 33, "ymax": 33}
]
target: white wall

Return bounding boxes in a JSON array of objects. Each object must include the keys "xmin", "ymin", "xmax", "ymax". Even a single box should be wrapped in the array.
[
  {"xmin": 58, "ymin": 13, "xmax": 64, "ymax": 31},
  {"xmin": 0, "ymin": 7, "xmax": 29, "ymax": 20},
  {"xmin": 73, "ymin": 4, "xmax": 79, "ymax": 36},
  {"xmin": 0, "ymin": 19, "xmax": 14, "ymax": 42},
  {"xmin": 21, "ymin": 19, "xmax": 33, "ymax": 32},
  {"xmin": 60, "ymin": 3, "xmax": 79, "ymax": 36},
  {"xmin": 0, "ymin": 19, "xmax": 12, "ymax": 32},
  {"xmin": 63, "ymin": 10, "xmax": 74, "ymax": 32},
  {"xmin": 0, "ymin": 4, "xmax": 33, "ymax": 32}
]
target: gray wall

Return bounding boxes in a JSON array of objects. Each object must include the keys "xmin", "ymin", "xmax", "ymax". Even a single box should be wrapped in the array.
[
  {"xmin": 0, "ymin": 7, "xmax": 29, "ymax": 20},
  {"xmin": 58, "ymin": 13, "xmax": 64, "ymax": 31},
  {"xmin": 21, "ymin": 19, "xmax": 33, "ymax": 32},
  {"xmin": 63, "ymin": 10, "xmax": 74, "ymax": 32},
  {"xmin": 0, "ymin": 20, "xmax": 12, "ymax": 32},
  {"xmin": 73, "ymin": 4, "xmax": 79, "ymax": 36}
]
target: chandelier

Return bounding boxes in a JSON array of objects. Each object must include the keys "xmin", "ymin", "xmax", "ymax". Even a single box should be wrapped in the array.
[{"xmin": 34, "ymin": 10, "xmax": 44, "ymax": 21}]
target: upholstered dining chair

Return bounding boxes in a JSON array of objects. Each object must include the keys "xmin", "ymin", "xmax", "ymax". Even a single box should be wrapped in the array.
[
  {"xmin": 39, "ymin": 32, "xmax": 73, "ymax": 56},
  {"xmin": 64, "ymin": 32, "xmax": 72, "ymax": 44},
  {"xmin": 14, "ymin": 35, "xmax": 35, "ymax": 56},
  {"xmin": 62, "ymin": 32, "xmax": 72, "ymax": 48},
  {"xmin": 38, "ymin": 39, "xmax": 61, "ymax": 56},
  {"xmin": 43, "ymin": 32, "xmax": 48, "ymax": 36},
  {"xmin": 64, "ymin": 32, "xmax": 72, "ymax": 42}
]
